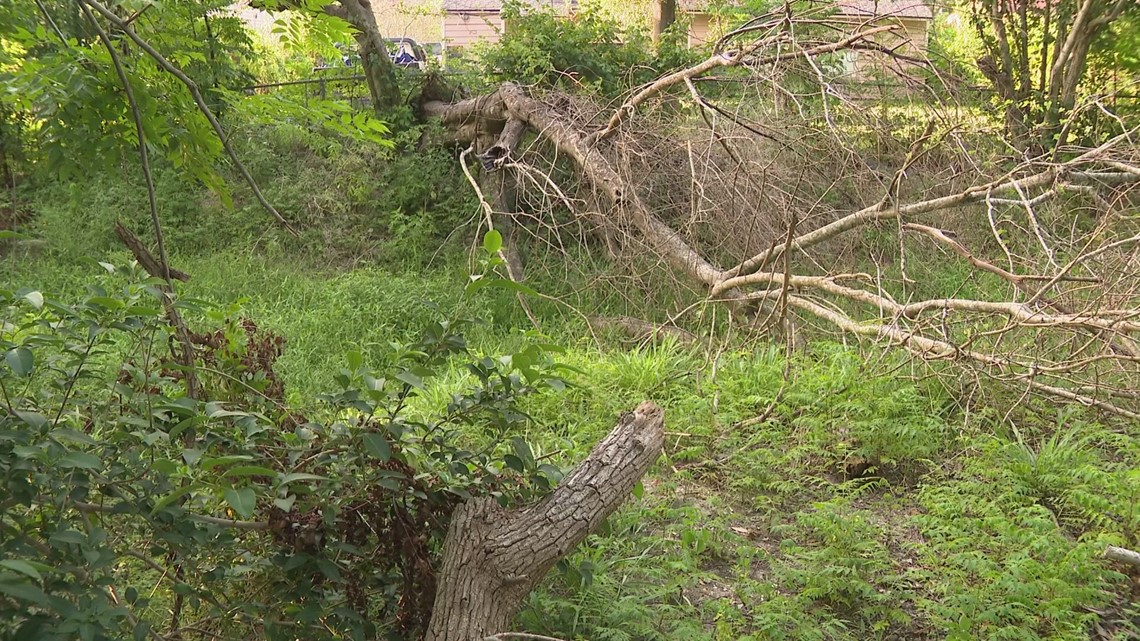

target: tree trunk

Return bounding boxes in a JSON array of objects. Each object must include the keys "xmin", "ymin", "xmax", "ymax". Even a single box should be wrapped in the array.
[
  {"xmin": 326, "ymin": 0, "xmax": 401, "ymax": 111},
  {"xmin": 653, "ymin": 0, "xmax": 677, "ymax": 44},
  {"xmin": 424, "ymin": 402, "xmax": 665, "ymax": 641},
  {"xmin": 478, "ymin": 119, "xmax": 526, "ymax": 282},
  {"xmin": 424, "ymin": 83, "xmax": 727, "ymax": 287}
]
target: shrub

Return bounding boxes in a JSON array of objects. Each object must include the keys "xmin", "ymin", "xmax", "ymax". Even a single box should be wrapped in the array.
[
  {"xmin": 477, "ymin": 1, "xmax": 698, "ymax": 97},
  {"xmin": 0, "ymin": 259, "xmax": 567, "ymax": 640}
]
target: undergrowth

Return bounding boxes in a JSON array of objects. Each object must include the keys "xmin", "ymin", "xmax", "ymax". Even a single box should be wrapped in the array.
[{"xmin": 4, "ymin": 122, "xmax": 1137, "ymax": 641}]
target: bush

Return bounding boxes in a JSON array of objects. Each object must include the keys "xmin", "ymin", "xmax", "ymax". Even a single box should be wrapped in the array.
[
  {"xmin": 477, "ymin": 1, "xmax": 698, "ymax": 97},
  {"xmin": 0, "ymin": 259, "xmax": 567, "ymax": 640}
]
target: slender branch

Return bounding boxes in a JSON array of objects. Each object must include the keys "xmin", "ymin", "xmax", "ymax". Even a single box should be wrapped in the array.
[
  {"xmin": 716, "ymin": 128, "xmax": 1140, "ymax": 289},
  {"xmin": 590, "ymin": 25, "xmax": 898, "ymax": 144},
  {"xmin": 80, "ymin": 2, "xmax": 171, "ymax": 283},
  {"xmin": 115, "ymin": 222, "xmax": 200, "ymax": 400},
  {"xmin": 32, "ymin": 0, "xmax": 67, "ymax": 44},
  {"xmin": 1104, "ymin": 545, "xmax": 1140, "ymax": 567},
  {"xmin": 741, "ymin": 290, "xmax": 1140, "ymax": 420},
  {"xmin": 459, "ymin": 145, "xmax": 539, "ymax": 327},
  {"xmin": 483, "ymin": 629, "xmax": 567, "ymax": 634},
  {"xmin": 73, "ymin": 501, "xmax": 269, "ymax": 530},
  {"xmin": 79, "ymin": 0, "xmax": 299, "ymax": 236}
]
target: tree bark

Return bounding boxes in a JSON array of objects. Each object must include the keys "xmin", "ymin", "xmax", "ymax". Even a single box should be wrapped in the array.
[
  {"xmin": 425, "ymin": 84, "xmax": 727, "ymax": 287},
  {"xmin": 652, "ymin": 0, "xmax": 677, "ymax": 45},
  {"xmin": 424, "ymin": 402, "xmax": 665, "ymax": 641},
  {"xmin": 324, "ymin": 0, "xmax": 401, "ymax": 111},
  {"xmin": 1104, "ymin": 545, "xmax": 1140, "ymax": 568}
]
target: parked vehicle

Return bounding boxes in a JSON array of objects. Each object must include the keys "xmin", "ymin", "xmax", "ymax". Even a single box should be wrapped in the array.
[{"xmin": 385, "ymin": 37, "xmax": 428, "ymax": 70}]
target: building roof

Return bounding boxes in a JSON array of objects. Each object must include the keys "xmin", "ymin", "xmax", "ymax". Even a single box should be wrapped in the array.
[
  {"xmin": 442, "ymin": 0, "xmax": 575, "ymax": 12},
  {"xmin": 678, "ymin": 0, "xmax": 932, "ymax": 19}
]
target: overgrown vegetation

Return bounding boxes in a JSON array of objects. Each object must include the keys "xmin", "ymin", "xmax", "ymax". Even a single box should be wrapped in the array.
[{"xmin": 2, "ymin": 0, "xmax": 1139, "ymax": 640}]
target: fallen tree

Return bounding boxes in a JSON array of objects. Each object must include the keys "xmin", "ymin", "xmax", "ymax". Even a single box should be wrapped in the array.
[
  {"xmin": 426, "ymin": 402, "xmax": 665, "ymax": 641},
  {"xmin": 426, "ymin": 10, "xmax": 1140, "ymax": 420}
]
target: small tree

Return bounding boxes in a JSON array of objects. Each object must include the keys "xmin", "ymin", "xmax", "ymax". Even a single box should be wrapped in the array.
[{"xmin": 970, "ymin": 0, "xmax": 1138, "ymax": 150}]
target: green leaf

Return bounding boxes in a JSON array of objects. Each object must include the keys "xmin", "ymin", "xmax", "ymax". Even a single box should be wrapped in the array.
[
  {"xmin": 362, "ymin": 433, "xmax": 391, "ymax": 461},
  {"xmin": 632, "ymin": 481, "xmax": 644, "ymax": 499},
  {"xmin": 504, "ymin": 454, "xmax": 525, "ymax": 473},
  {"xmin": 151, "ymin": 482, "xmax": 205, "ymax": 514},
  {"xmin": 49, "ymin": 530, "xmax": 86, "ymax": 547},
  {"xmin": 86, "ymin": 296, "xmax": 124, "ymax": 311},
  {"xmin": 363, "ymin": 375, "xmax": 385, "ymax": 392},
  {"xmin": 346, "ymin": 349, "xmax": 363, "ymax": 372},
  {"xmin": 59, "ymin": 451, "xmax": 101, "ymax": 470},
  {"xmin": 182, "ymin": 448, "xmax": 203, "ymax": 466},
  {"xmin": 0, "ymin": 560, "xmax": 41, "ymax": 582},
  {"xmin": 50, "ymin": 429, "xmax": 96, "ymax": 446},
  {"xmin": 201, "ymin": 455, "xmax": 255, "ymax": 471},
  {"xmin": 316, "ymin": 559, "xmax": 341, "ymax": 581},
  {"xmin": 395, "ymin": 370, "xmax": 423, "ymax": 389},
  {"xmin": 23, "ymin": 291, "xmax": 43, "ymax": 309},
  {"xmin": 13, "ymin": 411, "xmax": 47, "ymax": 430},
  {"xmin": 4, "ymin": 348, "xmax": 33, "ymax": 376},
  {"xmin": 510, "ymin": 437, "xmax": 535, "ymax": 470},
  {"xmin": 375, "ymin": 477, "xmax": 402, "ymax": 491},
  {"xmin": 207, "ymin": 408, "xmax": 251, "ymax": 420},
  {"xmin": 223, "ymin": 466, "xmax": 278, "ymax": 479},
  {"xmin": 278, "ymin": 472, "xmax": 328, "ymax": 486},
  {"xmin": 0, "ymin": 578, "xmax": 50, "ymax": 606},
  {"xmin": 223, "ymin": 487, "xmax": 257, "ymax": 519},
  {"xmin": 483, "ymin": 229, "xmax": 503, "ymax": 253},
  {"xmin": 98, "ymin": 262, "xmax": 117, "ymax": 274}
]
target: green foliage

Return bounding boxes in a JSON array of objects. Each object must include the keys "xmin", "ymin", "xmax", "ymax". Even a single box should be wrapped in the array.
[
  {"xmin": 231, "ymin": 91, "xmax": 394, "ymax": 149},
  {"xmin": 477, "ymin": 1, "xmax": 698, "ymax": 97},
  {"xmin": 0, "ymin": 0, "xmax": 257, "ymax": 195},
  {"xmin": 960, "ymin": 0, "xmax": 1140, "ymax": 146},
  {"xmin": 927, "ymin": 11, "xmax": 987, "ymax": 85},
  {"xmin": 745, "ymin": 500, "xmax": 911, "ymax": 640},
  {"xmin": 15, "ymin": 117, "xmax": 470, "ymax": 268},
  {"xmin": 911, "ymin": 418, "xmax": 1136, "ymax": 641},
  {"xmin": 0, "ymin": 258, "xmax": 567, "ymax": 639}
]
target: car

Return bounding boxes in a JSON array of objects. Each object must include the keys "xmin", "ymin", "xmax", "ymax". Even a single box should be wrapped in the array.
[{"xmin": 385, "ymin": 37, "xmax": 428, "ymax": 70}]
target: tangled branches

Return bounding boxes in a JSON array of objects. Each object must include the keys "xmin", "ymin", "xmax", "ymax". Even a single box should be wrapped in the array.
[{"xmin": 430, "ymin": 9, "xmax": 1140, "ymax": 419}]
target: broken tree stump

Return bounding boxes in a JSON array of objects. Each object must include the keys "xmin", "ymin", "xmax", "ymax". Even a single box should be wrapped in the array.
[{"xmin": 424, "ymin": 402, "xmax": 665, "ymax": 641}]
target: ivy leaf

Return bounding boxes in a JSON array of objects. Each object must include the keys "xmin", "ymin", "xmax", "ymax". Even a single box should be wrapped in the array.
[
  {"xmin": 4, "ymin": 348, "xmax": 33, "ymax": 376},
  {"xmin": 223, "ymin": 487, "xmax": 257, "ymax": 519}
]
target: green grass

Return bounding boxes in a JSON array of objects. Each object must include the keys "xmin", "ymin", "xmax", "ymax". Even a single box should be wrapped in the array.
[{"xmin": 5, "ymin": 129, "xmax": 1138, "ymax": 641}]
